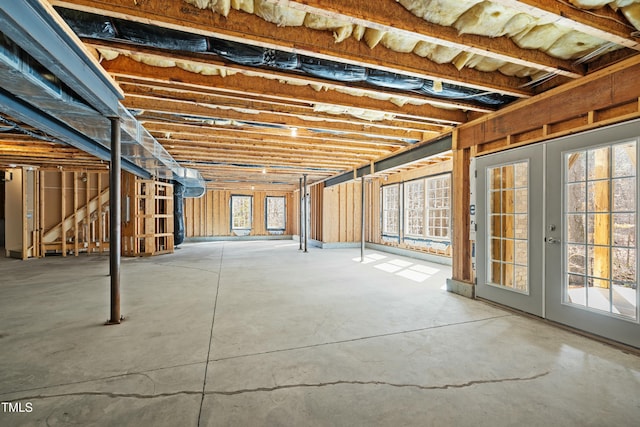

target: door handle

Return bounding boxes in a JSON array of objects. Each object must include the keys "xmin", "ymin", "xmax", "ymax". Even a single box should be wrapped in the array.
[{"xmin": 546, "ymin": 237, "xmax": 560, "ymax": 244}]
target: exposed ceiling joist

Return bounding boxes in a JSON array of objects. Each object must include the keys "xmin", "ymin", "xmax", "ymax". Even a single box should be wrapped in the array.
[
  {"xmin": 259, "ymin": 0, "xmax": 585, "ymax": 78},
  {"xmin": 491, "ymin": 0, "xmax": 640, "ymax": 50},
  {"xmin": 51, "ymin": 0, "xmax": 533, "ymax": 96},
  {"xmin": 134, "ymin": 110, "xmax": 428, "ymax": 142},
  {"xmin": 101, "ymin": 55, "xmax": 470, "ymax": 126}
]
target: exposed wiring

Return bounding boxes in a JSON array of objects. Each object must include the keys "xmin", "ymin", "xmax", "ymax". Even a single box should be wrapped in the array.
[
  {"xmin": 0, "ymin": 123, "xmax": 17, "ymax": 132},
  {"xmin": 572, "ymin": 41, "xmax": 619, "ymax": 65},
  {"xmin": 557, "ymin": 0, "xmax": 637, "ymax": 31},
  {"xmin": 0, "ymin": 115, "xmax": 60, "ymax": 143},
  {"xmin": 520, "ymin": 71, "xmax": 561, "ymax": 88}
]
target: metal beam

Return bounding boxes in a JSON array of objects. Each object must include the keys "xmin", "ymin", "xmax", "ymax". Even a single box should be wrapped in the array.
[
  {"xmin": 361, "ymin": 176, "xmax": 365, "ymax": 263},
  {"xmin": 326, "ymin": 134, "xmax": 453, "ymax": 187},
  {"xmin": 0, "ymin": 88, "xmax": 151, "ymax": 179},
  {"xmin": 0, "ymin": 0, "xmax": 122, "ymax": 116},
  {"xmin": 107, "ymin": 117, "xmax": 121, "ymax": 325},
  {"xmin": 374, "ymin": 135, "xmax": 452, "ymax": 173},
  {"xmin": 299, "ymin": 176, "xmax": 303, "ymax": 251},
  {"xmin": 303, "ymin": 174, "xmax": 308, "ymax": 253}
]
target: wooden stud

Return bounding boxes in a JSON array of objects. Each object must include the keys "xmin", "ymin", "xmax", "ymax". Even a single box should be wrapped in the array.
[
  {"xmin": 452, "ymin": 148, "xmax": 472, "ymax": 283},
  {"xmin": 39, "ymin": 170, "xmax": 45, "ymax": 257},
  {"xmin": 74, "ymin": 172, "xmax": 79, "ymax": 256},
  {"xmin": 61, "ymin": 171, "xmax": 67, "ymax": 257}
]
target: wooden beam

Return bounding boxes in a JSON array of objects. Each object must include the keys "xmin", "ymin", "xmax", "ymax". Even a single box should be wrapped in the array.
[
  {"xmin": 143, "ymin": 121, "xmax": 408, "ymax": 151},
  {"xmin": 166, "ymin": 146, "xmax": 369, "ymax": 167},
  {"xmin": 451, "ymin": 146, "xmax": 472, "ymax": 283},
  {"xmin": 458, "ymin": 55, "xmax": 640, "ymax": 149},
  {"xmin": 157, "ymin": 137, "xmax": 390, "ymax": 159},
  {"xmin": 261, "ymin": 0, "xmax": 584, "ymax": 78},
  {"xmin": 52, "ymin": 0, "xmax": 531, "ymax": 95},
  {"xmin": 491, "ymin": 0, "xmax": 640, "ymax": 50},
  {"xmin": 132, "ymin": 108, "xmax": 429, "ymax": 142},
  {"xmin": 103, "ymin": 55, "xmax": 468, "ymax": 126},
  {"xmin": 88, "ymin": 40, "xmax": 495, "ymax": 114},
  {"xmin": 119, "ymin": 81, "xmax": 447, "ymax": 135},
  {"xmin": 123, "ymin": 94, "xmax": 442, "ymax": 137}
]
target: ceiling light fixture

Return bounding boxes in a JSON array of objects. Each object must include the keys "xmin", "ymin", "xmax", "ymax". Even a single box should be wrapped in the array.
[{"xmin": 291, "ymin": 127, "xmax": 297, "ymax": 137}]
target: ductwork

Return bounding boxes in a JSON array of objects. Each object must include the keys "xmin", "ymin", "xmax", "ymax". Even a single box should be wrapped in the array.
[
  {"xmin": 0, "ymin": 1, "xmax": 206, "ymax": 197},
  {"xmin": 56, "ymin": 7, "xmax": 516, "ymax": 108}
]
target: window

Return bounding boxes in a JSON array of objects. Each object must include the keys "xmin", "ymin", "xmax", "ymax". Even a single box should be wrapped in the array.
[
  {"xmin": 231, "ymin": 195, "xmax": 252, "ymax": 230},
  {"xmin": 563, "ymin": 141, "xmax": 637, "ymax": 320},
  {"xmin": 404, "ymin": 179, "xmax": 425, "ymax": 237},
  {"xmin": 426, "ymin": 175, "xmax": 451, "ymax": 239},
  {"xmin": 266, "ymin": 196, "xmax": 286, "ymax": 230},
  {"xmin": 382, "ymin": 184, "xmax": 399, "ymax": 235},
  {"xmin": 487, "ymin": 162, "xmax": 529, "ymax": 293}
]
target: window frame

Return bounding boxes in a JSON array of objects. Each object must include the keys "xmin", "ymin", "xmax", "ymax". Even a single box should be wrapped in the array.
[
  {"xmin": 403, "ymin": 178, "xmax": 426, "ymax": 238},
  {"xmin": 381, "ymin": 183, "xmax": 400, "ymax": 237},
  {"xmin": 425, "ymin": 173, "xmax": 451, "ymax": 240},
  {"xmin": 230, "ymin": 195, "xmax": 253, "ymax": 231},
  {"xmin": 265, "ymin": 196, "xmax": 287, "ymax": 231}
]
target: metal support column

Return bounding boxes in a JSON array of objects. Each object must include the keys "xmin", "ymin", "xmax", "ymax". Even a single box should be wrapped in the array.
[
  {"xmin": 303, "ymin": 174, "xmax": 308, "ymax": 253},
  {"xmin": 361, "ymin": 176, "xmax": 365, "ymax": 262},
  {"xmin": 299, "ymin": 177, "xmax": 303, "ymax": 250},
  {"xmin": 107, "ymin": 117, "xmax": 121, "ymax": 325}
]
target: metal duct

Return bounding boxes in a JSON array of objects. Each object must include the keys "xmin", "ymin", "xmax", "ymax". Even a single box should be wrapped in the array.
[{"xmin": 0, "ymin": 3, "xmax": 206, "ymax": 197}]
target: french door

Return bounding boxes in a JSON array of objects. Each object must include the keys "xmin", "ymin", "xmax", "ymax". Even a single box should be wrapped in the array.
[
  {"xmin": 476, "ymin": 144, "xmax": 544, "ymax": 317},
  {"xmin": 477, "ymin": 120, "xmax": 640, "ymax": 348}
]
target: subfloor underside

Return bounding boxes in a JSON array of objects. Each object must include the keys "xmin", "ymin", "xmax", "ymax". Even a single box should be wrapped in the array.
[{"xmin": 0, "ymin": 241, "xmax": 639, "ymax": 426}]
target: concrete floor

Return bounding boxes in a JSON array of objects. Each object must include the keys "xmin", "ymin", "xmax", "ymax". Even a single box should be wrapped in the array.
[{"xmin": 0, "ymin": 241, "xmax": 639, "ymax": 427}]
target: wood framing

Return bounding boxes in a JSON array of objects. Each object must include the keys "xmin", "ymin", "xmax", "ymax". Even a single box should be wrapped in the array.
[
  {"xmin": 122, "ymin": 173, "xmax": 174, "ymax": 256},
  {"xmin": 36, "ymin": 169, "xmax": 111, "ymax": 256},
  {"xmin": 458, "ymin": 55, "xmax": 640, "ymax": 155},
  {"xmin": 183, "ymin": 189, "xmax": 294, "ymax": 238},
  {"xmin": 53, "ymin": 0, "xmax": 532, "ymax": 95}
]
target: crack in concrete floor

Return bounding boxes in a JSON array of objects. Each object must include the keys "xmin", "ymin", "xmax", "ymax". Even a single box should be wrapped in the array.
[
  {"xmin": 5, "ymin": 371, "xmax": 550, "ymax": 401},
  {"xmin": 0, "ymin": 314, "xmax": 514, "ymax": 399}
]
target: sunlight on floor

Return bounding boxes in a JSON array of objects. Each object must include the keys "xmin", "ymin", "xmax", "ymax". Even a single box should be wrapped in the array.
[{"xmin": 353, "ymin": 252, "xmax": 446, "ymax": 284}]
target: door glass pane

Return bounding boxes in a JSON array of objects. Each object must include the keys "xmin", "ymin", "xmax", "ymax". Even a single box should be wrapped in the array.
[
  {"xmin": 567, "ymin": 274, "xmax": 586, "ymax": 307},
  {"xmin": 563, "ymin": 141, "xmax": 638, "ymax": 320},
  {"xmin": 567, "ymin": 214, "xmax": 586, "ymax": 243},
  {"xmin": 486, "ymin": 161, "xmax": 529, "ymax": 293}
]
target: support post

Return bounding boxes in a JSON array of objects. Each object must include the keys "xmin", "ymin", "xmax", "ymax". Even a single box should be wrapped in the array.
[
  {"xmin": 299, "ymin": 177, "xmax": 303, "ymax": 250},
  {"xmin": 361, "ymin": 176, "xmax": 365, "ymax": 262},
  {"xmin": 303, "ymin": 174, "xmax": 308, "ymax": 253},
  {"xmin": 107, "ymin": 117, "xmax": 121, "ymax": 325},
  {"xmin": 448, "ymin": 146, "xmax": 475, "ymax": 298}
]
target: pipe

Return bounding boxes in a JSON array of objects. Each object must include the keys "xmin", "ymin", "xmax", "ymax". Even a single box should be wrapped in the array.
[
  {"xmin": 108, "ymin": 117, "xmax": 121, "ymax": 325},
  {"xmin": 299, "ymin": 177, "xmax": 303, "ymax": 251},
  {"xmin": 303, "ymin": 174, "xmax": 308, "ymax": 253},
  {"xmin": 361, "ymin": 176, "xmax": 365, "ymax": 262}
]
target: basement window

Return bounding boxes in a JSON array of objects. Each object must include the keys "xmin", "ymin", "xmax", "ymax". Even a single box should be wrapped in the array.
[
  {"xmin": 382, "ymin": 184, "xmax": 400, "ymax": 236},
  {"xmin": 426, "ymin": 174, "xmax": 451, "ymax": 239},
  {"xmin": 266, "ymin": 196, "xmax": 286, "ymax": 231},
  {"xmin": 403, "ymin": 174, "xmax": 451, "ymax": 241},
  {"xmin": 404, "ymin": 179, "xmax": 425, "ymax": 237},
  {"xmin": 231, "ymin": 195, "xmax": 252, "ymax": 231}
]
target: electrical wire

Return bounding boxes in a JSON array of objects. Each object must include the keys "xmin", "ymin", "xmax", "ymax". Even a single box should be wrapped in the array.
[
  {"xmin": 0, "ymin": 115, "xmax": 60, "ymax": 143},
  {"xmin": 556, "ymin": 0, "xmax": 637, "ymax": 31}
]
